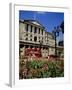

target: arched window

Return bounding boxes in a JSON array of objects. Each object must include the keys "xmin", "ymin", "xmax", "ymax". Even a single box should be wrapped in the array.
[{"xmin": 34, "ymin": 36, "xmax": 37, "ymax": 42}]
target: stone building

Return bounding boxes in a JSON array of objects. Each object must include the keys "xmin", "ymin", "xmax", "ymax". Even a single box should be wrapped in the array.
[{"xmin": 19, "ymin": 20, "xmax": 55, "ymax": 58}]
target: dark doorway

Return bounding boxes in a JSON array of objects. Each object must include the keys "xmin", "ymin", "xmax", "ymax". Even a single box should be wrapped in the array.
[{"xmin": 34, "ymin": 36, "xmax": 37, "ymax": 42}]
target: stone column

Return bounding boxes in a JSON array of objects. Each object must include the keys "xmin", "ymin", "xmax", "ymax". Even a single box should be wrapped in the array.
[
  {"xmin": 28, "ymin": 24, "xmax": 31, "ymax": 33},
  {"xmin": 37, "ymin": 28, "xmax": 39, "ymax": 43},
  {"xmin": 23, "ymin": 46, "xmax": 25, "ymax": 56},
  {"xmin": 32, "ymin": 26, "xmax": 34, "ymax": 42},
  {"xmin": 20, "ymin": 46, "xmax": 25, "ymax": 59}
]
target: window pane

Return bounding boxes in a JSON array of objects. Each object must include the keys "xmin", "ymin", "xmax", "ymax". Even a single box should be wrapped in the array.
[
  {"xmin": 34, "ymin": 27, "xmax": 37, "ymax": 33},
  {"xmin": 25, "ymin": 24, "xmax": 28, "ymax": 32},
  {"xmin": 34, "ymin": 36, "xmax": 37, "ymax": 42},
  {"xmin": 42, "ymin": 29, "xmax": 43, "ymax": 35},
  {"xmin": 30, "ymin": 25, "xmax": 33, "ymax": 32},
  {"xmin": 39, "ymin": 28, "xmax": 40, "ymax": 34},
  {"xmin": 25, "ymin": 38, "xmax": 28, "ymax": 40}
]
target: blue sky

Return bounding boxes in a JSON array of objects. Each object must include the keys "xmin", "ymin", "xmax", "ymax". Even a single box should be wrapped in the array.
[
  {"xmin": 19, "ymin": 10, "xmax": 64, "ymax": 42},
  {"xmin": 19, "ymin": 10, "xmax": 64, "ymax": 33}
]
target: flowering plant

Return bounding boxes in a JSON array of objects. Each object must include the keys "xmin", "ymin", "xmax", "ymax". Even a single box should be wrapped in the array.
[{"xmin": 19, "ymin": 59, "xmax": 64, "ymax": 79}]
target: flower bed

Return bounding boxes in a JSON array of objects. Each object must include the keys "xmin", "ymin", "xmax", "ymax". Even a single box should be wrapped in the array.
[{"xmin": 19, "ymin": 59, "xmax": 64, "ymax": 79}]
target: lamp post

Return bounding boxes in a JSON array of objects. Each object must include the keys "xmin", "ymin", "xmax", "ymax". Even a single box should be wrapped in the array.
[
  {"xmin": 39, "ymin": 40, "xmax": 43, "ymax": 57},
  {"xmin": 52, "ymin": 26, "xmax": 60, "ymax": 56}
]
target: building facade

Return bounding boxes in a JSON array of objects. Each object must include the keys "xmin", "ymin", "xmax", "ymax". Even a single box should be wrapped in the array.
[{"xmin": 19, "ymin": 20, "xmax": 55, "ymax": 58}]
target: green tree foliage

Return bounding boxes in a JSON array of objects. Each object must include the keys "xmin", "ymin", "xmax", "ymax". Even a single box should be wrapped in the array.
[{"xmin": 60, "ymin": 21, "xmax": 64, "ymax": 34}]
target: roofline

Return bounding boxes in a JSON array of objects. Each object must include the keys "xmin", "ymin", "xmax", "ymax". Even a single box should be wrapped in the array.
[
  {"xmin": 19, "ymin": 19, "xmax": 54, "ymax": 38},
  {"xmin": 19, "ymin": 19, "xmax": 45, "ymax": 28}
]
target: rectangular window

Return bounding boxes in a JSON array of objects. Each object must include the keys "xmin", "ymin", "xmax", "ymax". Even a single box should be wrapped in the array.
[
  {"xmin": 39, "ymin": 28, "xmax": 40, "ymax": 34},
  {"xmin": 39, "ymin": 37, "xmax": 40, "ymax": 39},
  {"xmin": 26, "ymin": 33, "xmax": 28, "ymax": 36},
  {"xmin": 25, "ymin": 38, "xmax": 28, "ymax": 40},
  {"xmin": 25, "ymin": 24, "xmax": 29, "ymax": 32},
  {"xmin": 47, "ymin": 40, "xmax": 49, "ymax": 42},
  {"xmin": 42, "ymin": 29, "xmax": 43, "ymax": 35},
  {"xmin": 30, "ymin": 39, "xmax": 32, "ymax": 41},
  {"xmin": 30, "ymin": 25, "xmax": 33, "ymax": 32},
  {"xmin": 34, "ymin": 27, "xmax": 37, "ymax": 33},
  {"xmin": 30, "ymin": 35, "xmax": 32, "ymax": 37}
]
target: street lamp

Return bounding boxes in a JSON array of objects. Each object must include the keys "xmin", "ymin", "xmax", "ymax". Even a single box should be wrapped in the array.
[
  {"xmin": 52, "ymin": 26, "xmax": 60, "ymax": 56},
  {"xmin": 39, "ymin": 40, "xmax": 43, "ymax": 57}
]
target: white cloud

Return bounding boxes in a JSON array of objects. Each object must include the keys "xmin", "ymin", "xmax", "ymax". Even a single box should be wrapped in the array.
[{"xmin": 36, "ymin": 11, "xmax": 46, "ymax": 14}]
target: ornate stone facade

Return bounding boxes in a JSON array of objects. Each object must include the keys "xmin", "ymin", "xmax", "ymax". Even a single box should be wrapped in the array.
[{"xmin": 19, "ymin": 20, "xmax": 55, "ymax": 58}]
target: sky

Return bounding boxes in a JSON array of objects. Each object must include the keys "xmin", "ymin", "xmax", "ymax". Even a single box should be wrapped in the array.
[
  {"xmin": 19, "ymin": 10, "xmax": 64, "ymax": 32},
  {"xmin": 19, "ymin": 10, "xmax": 64, "ymax": 42}
]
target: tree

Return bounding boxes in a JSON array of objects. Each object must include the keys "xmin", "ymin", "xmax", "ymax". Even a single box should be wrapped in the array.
[
  {"xmin": 58, "ymin": 40, "xmax": 64, "ymax": 46},
  {"xmin": 60, "ymin": 21, "xmax": 64, "ymax": 34},
  {"xmin": 52, "ymin": 26, "xmax": 60, "ymax": 56}
]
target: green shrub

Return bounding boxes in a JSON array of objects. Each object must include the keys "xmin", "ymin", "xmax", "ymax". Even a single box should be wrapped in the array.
[{"xmin": 19, "ymin": 59, "xmax": 64, "ymax": 79}]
